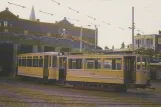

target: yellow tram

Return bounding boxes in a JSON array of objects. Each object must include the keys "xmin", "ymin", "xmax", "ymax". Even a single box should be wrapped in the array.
[{"xmin": 17, "ymin": 52, "xmax": 151, "ymax": 92}]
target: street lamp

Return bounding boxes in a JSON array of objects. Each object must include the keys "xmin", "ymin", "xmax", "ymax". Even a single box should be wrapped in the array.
[
  {"xmin": 80, "ymin": 25, "xmax": 91, "ymax": 52},
  {"xmin": 59, "ymin": 28, "xmax": 66, "ymax": 52},
  {"xmin": 80, "ymin": 24, "xmax": 99, "ymax": 53},
  {"xmin": 94, "ymin": 25, "xmax": 97, "ymax": 52}
]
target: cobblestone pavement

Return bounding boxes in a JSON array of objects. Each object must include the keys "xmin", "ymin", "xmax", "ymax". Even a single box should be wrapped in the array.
[{"xmin": 0, "ymin": 78, "xmax": 161, "ymax": 107}]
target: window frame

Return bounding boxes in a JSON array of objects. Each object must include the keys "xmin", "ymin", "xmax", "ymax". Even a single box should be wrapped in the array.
[
  {"xmin": 68, "ymin": 58, "xmax": 83, "ymax": 70},
  {"xmin": 27, "ymin": 56, "xmax": 32, "ymax": 67},
  {"xmin": 38, "ymin": 56, "xmax": 43, "ymax": 67},
  {"xmin": 33, "ymin": 56, "xmax": 39, "ymax": 67},
  {"xmin": 52, "ymin": 56, "xmax": 57, "ymax": 68},
  {"xmin": 84, "ymin": 58, "xmax": 102, "ymax": 70},
  {"xmin": 103, "ymin": 58, "xmax": 122, "ymax": 71}
]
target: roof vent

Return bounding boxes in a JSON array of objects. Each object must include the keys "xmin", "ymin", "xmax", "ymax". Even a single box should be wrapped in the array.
[{"xmin": 6, "ymin": 7, "xmax": 9, "ymax": 11}]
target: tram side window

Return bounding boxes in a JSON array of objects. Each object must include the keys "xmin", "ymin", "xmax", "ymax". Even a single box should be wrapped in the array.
[
  {"xmin": 103, "ymin": 58, "xmax": 122, "ymax": 70},
  {"xmin": 49, "ymin": 56, "xmax": 51, "ymax": 67},
  {"xmin": 52, "ymin": 56, "xmax": 57, "ymax": 67},
  {"xmin": 22, "ymin": 58, "xmax": 26, "ymax": 66},
  {"xmin": 85, "ymin": 59, "xmax": 95, "ymax": 69},
  {"xmin": 33, "ymin": 57, "xmax": 38, "ymax": 67},
  {"xmin": 76, "ymin": 59, "xmax": 82, "ymax": 69},
  {"xmin": 18, "ymin": 58, "xmax": 22, "ymax": 66},
  {"xmin": 115, "ymin": 58, "xmax": 122, "ymax": 70},
  {"xmin": 111, "ymin": 58, "xmax": 122, "ymax": 70},
  {"xmin": 103, "ymin": 59, "xmax": 112, "ymax": 69},
  {"xmin": 68, "ymin": 59, "xmax": 82, "ymax": 69},
  {"xmin": 39, "ymin": 58, "xmax": 43, "ymax": 67},
  {"xmin": 94, "ymin": 59, "xmax": 101, "ymax": 69},
  {"xmin": 27, "ymin": 58, "xmax": 32, "ymax": 67}
]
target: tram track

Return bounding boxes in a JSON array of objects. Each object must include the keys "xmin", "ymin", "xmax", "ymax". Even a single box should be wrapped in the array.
[
  {"xmin": 0, "ymin": 77, "xmax": 161, "ymax": 107},
  {"xmin": 0, "ymin": 83, "xmax": 161, "ymax": 106}
]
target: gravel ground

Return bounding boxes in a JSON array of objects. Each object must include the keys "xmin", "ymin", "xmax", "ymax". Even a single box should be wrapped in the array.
[{"xmin": 0, "ymin": 77, "xmax": 161, "ymax": 107}]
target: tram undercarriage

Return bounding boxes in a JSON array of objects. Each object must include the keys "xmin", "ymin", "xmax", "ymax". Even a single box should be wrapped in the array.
[{"xmin": 65, "ymin": 81, "xmax": 128, "ymax": 92}]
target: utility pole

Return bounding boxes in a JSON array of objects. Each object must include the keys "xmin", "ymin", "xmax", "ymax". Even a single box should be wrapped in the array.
[
  {"xmin": 132, "ymin": 6, "xmax": 135, "ymax": 50},
  {"xmin": 94, "ymin": 25, "xmax": 97, "ymax": 53},
  {"xmin": 80, "ymin": 26, "xmax": 83, "ymax": 52}
]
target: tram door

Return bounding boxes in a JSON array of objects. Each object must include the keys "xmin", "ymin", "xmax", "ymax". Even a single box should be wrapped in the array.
[
  {"xmin": 124, "ymin": 56, "xmax": 136, "ymax": 84},
  {"xmin": 58, "ymin": 57, "xmax": 67, "ymax": 84},
  {"xmin": 43, "ymin": 55, "xmax": 49, "ymax": 81}
]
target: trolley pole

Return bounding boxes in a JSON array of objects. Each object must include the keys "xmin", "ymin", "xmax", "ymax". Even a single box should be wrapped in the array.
[{"xmin": 132, "ymin": 6, "xmax": 135, "ymax": 51}]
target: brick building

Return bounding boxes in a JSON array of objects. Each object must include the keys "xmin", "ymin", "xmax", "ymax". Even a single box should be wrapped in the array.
[{"xmin": 0, "ymin": 7, "xmax": 102, "ymax": 76}]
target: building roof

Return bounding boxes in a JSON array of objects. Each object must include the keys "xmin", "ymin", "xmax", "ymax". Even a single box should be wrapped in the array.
[
  {"xmin": 0, "ymin": 7, "xmax": 101, "ymax": 49},
  {"xmin": 0, "ymin": 7, "xmax": 18, "ymax": 20},
  {"xmin": 55, "ymin": 17, "xmax": 73, "ymax": 26},
  {"xmin": 135, "ymin": 34, "xmax": 161, "ymax": 37},
  {"xmin": 0, "ymin": 7, "xmax": 96, "ymax": 37}
]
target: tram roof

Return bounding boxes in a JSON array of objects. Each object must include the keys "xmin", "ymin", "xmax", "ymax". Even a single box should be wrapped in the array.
[
  {"xmin": 18, "ymin": 51, "xmax": 137, "ymax": 57},
  {"xmin": 18, "ymin": 52, "xmax": 61, "ymax": 56}
]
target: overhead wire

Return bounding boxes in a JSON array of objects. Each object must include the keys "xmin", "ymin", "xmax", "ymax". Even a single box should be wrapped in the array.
[
  {"xmin": 8, "ymin": 2, "xmax": 26, "ymax": 8},
  {"xmin": 49, "ymin": 0, "xmax": 135, "ymax": 31},
  {"xmin": 7, "ymin": 0, "xmax": 146, "ymax": 33},
  {"xmin": 7, "ymin": 1, "xmax": 79, "ymax": 23}
]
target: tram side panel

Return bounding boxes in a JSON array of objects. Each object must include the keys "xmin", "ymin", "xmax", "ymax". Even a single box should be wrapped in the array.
[
  {"xmin": 17, "ymin": 56, "xmax": 44, "ymax": 78},
  {"xmin": 17, "ymin": 55, "xmax": 57, "ymax": 81},
  {"xmin": 66, "ymin": 57, "xmax": 124, "ymax": 85},
  {"xmin": 66, "ymin": 70, "xmax": 124, "ymax": 84}
]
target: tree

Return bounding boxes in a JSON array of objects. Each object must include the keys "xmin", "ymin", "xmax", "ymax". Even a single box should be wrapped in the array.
[
  {"xmin": 104, "ymin": 46, "xmax": 109, "ymax": 50},
  {"xmin": 112, "ymin": 45, "xmax": 114, "ymax": 50},
  {"xmin": 121, "ymin": 42, "xmax": 125, "ymax": 49},
  {"xmin": 137, "ymin": 33, "xmax": 141, "ymax": 35},
  {"xmin": 127, "ymin": 45, "xmax": 130, "ymax": 49},
  {"xmin": 135, "ymin": 47, "xmax": 156, "ymax": 59}
]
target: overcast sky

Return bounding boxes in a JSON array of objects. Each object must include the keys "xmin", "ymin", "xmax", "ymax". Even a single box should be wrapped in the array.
[{"xmin": 1, "ymin": 0, "xmax": 161, "ymax": 49}]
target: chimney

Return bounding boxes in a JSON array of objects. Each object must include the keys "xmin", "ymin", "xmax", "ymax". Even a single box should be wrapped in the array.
[
  {"xmin": 64, "ymin": 17, "xmax": 66, "ymax": 20},
  {"xmin": 55, "ymin": 21, "xmax": 58, "ymax": 23},
  {"xmin": 6, "ymin": 7, "xmax": 9, "ymax": 11},
  {"xmin": 5, "ymin": 7, "xmax": 9, "ymax": 11},
  {"xmin": 17, "ymin": 15, "xmax": 19, "ymax": 18},
  {"xmin": 37, "ymin": 19, "xmax": 40, "ymax": 22}
]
